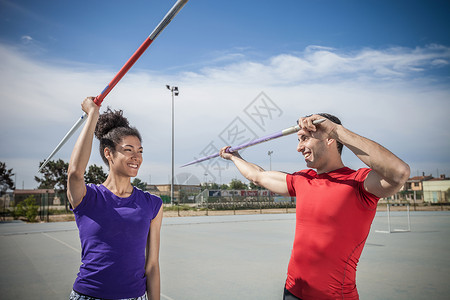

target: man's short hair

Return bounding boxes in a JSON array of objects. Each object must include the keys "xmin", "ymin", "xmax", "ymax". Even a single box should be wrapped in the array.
[{"xmin": 304, "ymin": 113, "xmax": 344, "ymax": 155}]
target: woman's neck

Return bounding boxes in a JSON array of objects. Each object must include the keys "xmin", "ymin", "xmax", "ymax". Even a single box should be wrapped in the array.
[{"xmin": 103, "ymin": 174, "xmax": 133, "ymax": 197}]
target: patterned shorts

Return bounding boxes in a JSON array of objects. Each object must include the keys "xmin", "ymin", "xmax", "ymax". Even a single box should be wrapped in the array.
[{"xmin": 69, "ymin": 290, "xmax": 148, "ymax": 300}]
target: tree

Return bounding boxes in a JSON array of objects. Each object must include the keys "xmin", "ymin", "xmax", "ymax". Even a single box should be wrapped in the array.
[
  {"xmin": 85, "ymin": 164, "xmax": 107, "ymax": 184},
  {"xmin": 209, "ymin": 182, "xmax": 220, "ymax": 189},
  {"xmin": 15, "ymin": 195, "xmax": 38, "ymax": 222},
  {"xmin": 35, "ymin": 159, "xmax": 69, "ymax": 192},
  {"xmin": 200, "ymin": 182, "xmax": 208, "ymax": 191},
  {"xmin": 229, "ymin": 179, "xmax": 248, "ymax": 190},
  {"xmin": 0, "ymin": 161, "xmax": 15, "ymax": 196},
  {"xmin": 35, "ymin": 159, "xmax": 69, "ymax": 210},
  {"xmin": 131, "ymin": 178, "xmax": 147, "ymax": 190},
  {"xmin": 249, "ymin": 181, "xmax": 262, "ymax": 190}
]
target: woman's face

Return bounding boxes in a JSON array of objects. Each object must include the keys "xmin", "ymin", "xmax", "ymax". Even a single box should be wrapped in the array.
[{"xmin": 107, "ymin": 135, "xmax": 143, "ymax": 178}]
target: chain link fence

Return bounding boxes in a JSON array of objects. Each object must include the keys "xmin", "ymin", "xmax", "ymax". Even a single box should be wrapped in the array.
[{"xmin": 1, "ymin": 188, "xmax": 448, "ymax": 221}]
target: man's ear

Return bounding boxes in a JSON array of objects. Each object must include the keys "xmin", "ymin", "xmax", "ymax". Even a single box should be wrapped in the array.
[
  {"xmin": 326, "ymin": 138, "xmax": 340, "ymax": 154},
  {"xmin": 326, "ymin": 138, "xmax": 336, "ymax": 147}
]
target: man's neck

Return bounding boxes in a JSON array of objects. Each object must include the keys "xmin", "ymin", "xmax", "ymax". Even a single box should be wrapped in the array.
[{"xmin": 316, "ymin": 160, "xmax": 345, "ymax": 174}]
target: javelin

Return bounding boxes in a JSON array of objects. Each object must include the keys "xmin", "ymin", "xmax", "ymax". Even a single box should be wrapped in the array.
[
  {"xmin": 180, "ymin": 119, "xmax": 326, "ymax": 168},
  {"xmin": 38, "ymin": 0, "xmax": 189, "ymax": 172}
]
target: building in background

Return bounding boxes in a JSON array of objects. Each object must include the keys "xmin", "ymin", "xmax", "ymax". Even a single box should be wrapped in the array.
[
  {"xmin": 404, "ymin": 173, "xmax": 434, "ymax": 192},
  {"xmin": 146, "ymin": 184, "xmax": 202, "ymax": 204},
  {"xmin": 423, "ymin": 175, "xmax": 450, "ymax": 203}
]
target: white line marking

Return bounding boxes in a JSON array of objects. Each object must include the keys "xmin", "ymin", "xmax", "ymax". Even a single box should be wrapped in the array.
[{"xmin": 42, "ymin": 232, "xmax": 81, "ymax": 254}]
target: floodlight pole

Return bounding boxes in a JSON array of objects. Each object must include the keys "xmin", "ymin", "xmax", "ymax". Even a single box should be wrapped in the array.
[
  {"xmin": 267, "ymin": 150, "xmax": 273, "ymax": 171},
  {"xmin": 268, "ymin": 150, "xmax": 273, "ymax": 202},
  {"xmin": 166, "ymin": 85, "xmax": 179, "ymax": 205}
]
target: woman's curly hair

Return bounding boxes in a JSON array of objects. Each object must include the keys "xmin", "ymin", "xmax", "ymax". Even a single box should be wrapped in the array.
[{"xmin": 94, "ymin": 107, "xmax": 142, "ymax": 166}]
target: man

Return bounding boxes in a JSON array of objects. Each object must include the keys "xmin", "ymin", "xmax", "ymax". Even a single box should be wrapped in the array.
[{"xmin": 219, "ymin": 113, "xmax": 410, "ymax": 300}]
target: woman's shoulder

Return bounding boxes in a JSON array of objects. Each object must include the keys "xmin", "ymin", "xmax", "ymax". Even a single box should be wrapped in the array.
[
  {"xmin": 133, "ymin": 187, "xmax": 163, "ymax": 218},
  {"xmin": 72, "ymin": 184, "xmax": 102, "ymax": 212},
  {"xmin": 85, "ymin": 183, "xmax": 106, "ymax": 196},
  {"xmin": 134, "ymin": 186, "xmax": 162, "ymax": 202},
  {"xmin": 86, "ymin": 183, "xmax": 101, "ymax": 189}
]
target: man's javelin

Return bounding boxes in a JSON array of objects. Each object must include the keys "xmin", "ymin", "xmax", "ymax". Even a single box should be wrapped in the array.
[
  {"xmin": 180, "ymin": 119, "xmax": 326, "ymax": 168},
  {"xmin": 38, "ymin": 0, "xmax": 189, "ymax": 172}
]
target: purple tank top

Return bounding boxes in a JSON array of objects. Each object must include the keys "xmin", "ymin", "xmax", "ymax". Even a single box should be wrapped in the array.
[{"xmin": 72, "ymin": 184, "xmax": 162, "ymax": 299}]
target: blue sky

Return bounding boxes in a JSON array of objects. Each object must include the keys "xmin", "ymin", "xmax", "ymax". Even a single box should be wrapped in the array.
[
  {"xmin": 1, "ymin": 0, "xmax": 449, "ymax": 188},
  {"xmin": 2, "ymin": 0, "xmax": 450, "ymax": 70}
]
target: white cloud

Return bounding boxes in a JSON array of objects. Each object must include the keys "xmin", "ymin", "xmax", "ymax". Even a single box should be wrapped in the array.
[
  {"xmin": 21, "ymin": 35, "xmax": 33, "ymax": 43},
  {"xmin": 0, "ymin": 43, "xmax": 449, "ymax": 188},
  {"xmin": 431, "ymin": 59, "xmax": 449, "ymax": 66},
  {"xmin": 175, "ymin": 44, "xmax": 450, "ymax": 87}
]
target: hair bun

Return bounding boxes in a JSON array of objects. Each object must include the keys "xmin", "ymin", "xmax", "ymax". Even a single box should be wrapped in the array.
[{"xmin": 94, "ymin": 107, "xmax": 130, "ymax": 139}]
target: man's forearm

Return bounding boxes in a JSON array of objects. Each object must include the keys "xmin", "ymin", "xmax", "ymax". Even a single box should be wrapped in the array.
[
  {"xmin": 230, "ymin": 155, "xmax": 265, "ymax": 183},
  {"xmin": 333, "ymin": 125, "xmax": 410, "ymax": 185}
]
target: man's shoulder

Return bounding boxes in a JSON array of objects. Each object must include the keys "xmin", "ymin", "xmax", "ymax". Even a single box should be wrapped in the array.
[
  {"xmin": 288, "ymin": 169, "xmax": 317, "ymax": 181},
  {"xmin": 289, "ymin": 167, "xmax": 372, "ymax": 179},
  {"xmin": 328, "ymin": 167, "xmax": 372, "ymax": 183},
  {"xmin": 292, "ymin": 169, "xmax": 316, "ymax": 176}
]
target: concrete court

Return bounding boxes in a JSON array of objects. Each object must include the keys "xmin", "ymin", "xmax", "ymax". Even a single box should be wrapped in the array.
[{"xmin": 0, "ymin": 211, "xmax": 449, "ymax": 300}]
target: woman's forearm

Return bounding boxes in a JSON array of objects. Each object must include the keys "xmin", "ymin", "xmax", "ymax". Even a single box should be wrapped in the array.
[{"xmin": 146, "ymin": 264, "xmax": 160, "ymax": 300}]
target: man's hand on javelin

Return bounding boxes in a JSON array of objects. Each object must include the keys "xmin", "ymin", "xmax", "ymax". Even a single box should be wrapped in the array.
[{"xmin": 297, "ymin": 114, "xmax": 339, "ymax": 141}]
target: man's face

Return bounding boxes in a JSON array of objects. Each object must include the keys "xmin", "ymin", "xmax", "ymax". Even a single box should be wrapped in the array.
[{"xmin": 296, "ymin": 129, "xmax": 328, "ymax": 169}]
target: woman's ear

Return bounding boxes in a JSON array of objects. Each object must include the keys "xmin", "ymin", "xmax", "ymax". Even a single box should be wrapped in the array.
[{"xmin": 104, "ymin": 147, "xmax": 114, "ymax": 164}]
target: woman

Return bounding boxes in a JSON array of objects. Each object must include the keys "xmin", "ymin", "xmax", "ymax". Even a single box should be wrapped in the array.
[{"xmin": 67, "ymin": 97, "xmax": 163, "ymax": 300}]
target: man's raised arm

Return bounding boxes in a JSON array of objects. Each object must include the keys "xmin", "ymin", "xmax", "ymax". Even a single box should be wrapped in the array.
[
  {"xmin": 219, "ymin": 146, "xmax": 290, "ymax": 196},
  {"xmin": 301, "ymin": 115, "xmax": 410, "ymax": 198}
]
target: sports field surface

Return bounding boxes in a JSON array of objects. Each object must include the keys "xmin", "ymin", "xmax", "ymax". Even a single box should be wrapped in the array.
[{"xmin": 1, "ymin": 211, "xmax": 449, "ymax": 299}]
